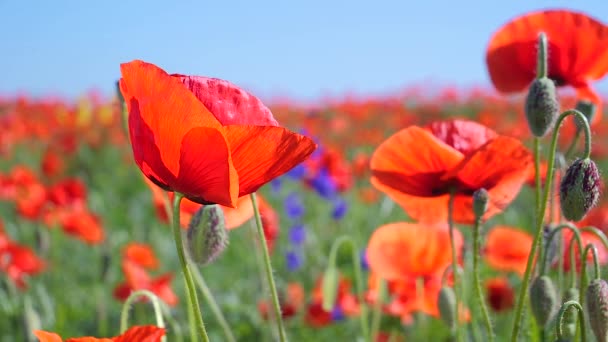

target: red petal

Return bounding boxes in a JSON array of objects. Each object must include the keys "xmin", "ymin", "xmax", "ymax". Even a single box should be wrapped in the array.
[
  {"xmin": 123, "ymin": 243, "xmax": 159, "ymax": 270},
  {"xmin": 426, "ymin": 120, "xmax": 497, "ymax": 155},
  {"xmin": 120, "ymin": 60, "xmax": 222, "ymax": 184},
  {"xmin": 113, "ymin": 325, "xmax": 165, "ymax": 342},
  {"xmin": 223, "ymin": 126, "xmax": 317, "ymax": 196},
  {"xmin": 452, "ymin": 136, "xmax": 532, "ymax": 222},
  {"xmin": 175, "ymin": 75, "xmax": 278, "ymax": 126},
  {"xmin": 34, "ymin": 331, "xmax": 63, "ymax": 342},
  {"xmin": 175, "ymin": 127, "xmax": 238, "ymax": 207}
]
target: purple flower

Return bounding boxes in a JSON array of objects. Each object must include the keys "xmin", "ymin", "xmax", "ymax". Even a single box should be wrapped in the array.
[
  {"xmin": 288, "ymin": 224, "xmax": 306, "ymax": 245},
  {"xmin": 360, "ymin": 250, "xmax": 369, "ymax": 271},
  {"xmin": 286, "ymin": 163, "xmax": 307, "ymax": 180},
  {"xmin": 270, "ymin": 178, "xmax": 282, "ymax": 194},
  {"xmin": 285, "ymin": 192, "xmax": 305, "ymax": 219},
  {"xmin": 286, "ymin": 251, "xmax": 303, "ymax": 271},
  {"xmin": 310, "ymin": 168, "xmax": 337, "ymax": 199},
  {"xmin": 332, "ymin": 197, "xmax": 348, "ymax": 220},
  {"xmin": 331, "ymin": 306, "xmax": 345, "ymax": 321}
]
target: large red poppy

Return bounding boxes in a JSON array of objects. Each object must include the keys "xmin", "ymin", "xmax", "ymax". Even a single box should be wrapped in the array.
[
  {"xmin": 119, "ymin": 60, "xmax": 316, "ymax": 208},
  {"xmin": 486, "ymin": 10, "xmax": 608, "ymax": 124},
  {"xmin": 370, "ymin": 120, "xmax": 532, "ymax": 224}
]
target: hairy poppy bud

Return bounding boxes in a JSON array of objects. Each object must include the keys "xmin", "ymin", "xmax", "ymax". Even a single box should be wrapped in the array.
[
  {"xmin": 586, "ymin": 279, "xmax": 608, "ymax": 342},
  {"xmin": 186, "ymin": 204, "xmax": 228, "ymax": 265},
  {"xmin": 561, "ymin": 287, "xmax": 579, "ymax": 339},
  {"xmin": 559, "ymin": 158, "xmax": 601, "ymax": 222},
  {"xmin": 530, "ymin": 276, "xmax": 558, "ymax": 326},
  {"xmin": 525, "ymin": 77, "xmax": 559, "ymax": 137},
  {"xmin": 472, "ymin": 188, "xmax": 489, "ymax": 219},
  {"xmin": 574, "ymin": 100, "xmax": 595, "ymax": 131},
  {"xmin": 438, "ymin": 286, "xmax": 457, "ymax": 331}
]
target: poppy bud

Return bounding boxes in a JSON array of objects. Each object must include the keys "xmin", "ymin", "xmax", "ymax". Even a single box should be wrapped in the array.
[
  {"xmin": 561, "ymin": 287, "xmax": 579, "ymax": 339},
  {"xmin": 321, "ymin": 266, "xmax": 339, "ymax": 311},
  {"xmin": 586, "ymin": 279, "xmax": 608, "ymax": 342},
  {"xmin": 530, "ymin": 275, "xmax": 558, "ymax": 326},
  {"xmin": 559, "ymin": 158, "xmax": 601, "ymax": 222},
  {"xmin": 525, "ymin": 77, "xmax": 559, "ymax": 137},
  {"xmin": 438, "ymin": 286, "xmax": 457, "ymax": 331},
  {"xmin": 472, "ymin": 188, "xmax": 489, "ymax": 219},
  {"xmin": 574, "ymin": 100, "xmax": 595, "ymax": 131},
  {"xmin": 186, "ymin": 204, "xmax": 228, "ymax": 265}
]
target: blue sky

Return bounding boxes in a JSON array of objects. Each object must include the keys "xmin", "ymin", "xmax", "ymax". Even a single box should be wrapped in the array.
[{"xmin": 1, "ymin": 1, "xmax": 608, "ymax": 102}]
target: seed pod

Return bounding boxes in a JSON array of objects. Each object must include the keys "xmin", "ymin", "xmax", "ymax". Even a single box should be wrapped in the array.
[
  {"xmin": 472, "ymin": 188, "xmax": 489, "ymax": 219},
  {"xmin": 586, "ymin": 279, "xmax": 608, "ymax": 342},
  {"xmin": 525, "ymin": 77, "xmax": 559, "ymax": 137},
  {"xmin": 438, "ymin": 286, "xmax": 457, "ymax": 331},
  {"xmin": 561, "ymin": 287, "xmax": 579, "ymax": 340},
  {"xmin": 186, "ymin": 204, "xmax": 228, "ymax": 265},
  {"xmin": 574, "ymin": 100, "xmax": 596, "ymax": 131},
  {"xmin": 559, "ymin": 158, "xmax": 601, "ymax": 222},
  {"xmin": 530, "ymin": 275, "xmax": 558, "ymax": 326}
]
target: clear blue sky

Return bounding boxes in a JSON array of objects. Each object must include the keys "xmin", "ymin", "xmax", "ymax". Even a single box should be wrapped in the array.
[{"xmin": 1, "ymin": 0, "xmax": 608, "ymax": 102}]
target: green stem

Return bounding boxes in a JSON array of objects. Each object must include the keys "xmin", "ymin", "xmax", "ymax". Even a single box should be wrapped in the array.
[
  {"xmin": 472, "ymin": 217, "xmax": 493, "ymax": 341},
  {"xmin": 326, "ymin": 235, "xmax": 370, "ymax": 340},
  {"xmin": 534, "ymin": 137, "xmax": 542, "ymax": 217},
  {"xmin": 250, "ymin": 193, "xmax": 288, "ymax": 342},
  {"xmin": 370, "ymin": 278, "xmax": 386, "ymax": 342},
  {"xmin": 539, "ymin": 223, "xmax": 582, "ymax": 276},
  {"xmin": 119, "ymin": 289, "xmax": 165, "ymax": 337},
  {"xmin": 171, "ymin": 193, "xmax": 209, "ymax": 342},
  {"xmin": 191, "ymin": 265, "xmax": 236, "ymax": 342},
  {"xmin": 582, "ymin": 244, "xmax": 601, "ymax": 280},
  {"xmin": 556, "ymin": 301, "xmax": 586, "ymax": 342},
  {"xmin": 447, "ymin": 189, "xmax": 463, "ymax": 342},
  {"xmin": 510, "ymin": 110, "xmax": 591, "ymax": 341},
  {"xmin": 159, "ymin": 301, "xmax": 184, "ymax": 342}
]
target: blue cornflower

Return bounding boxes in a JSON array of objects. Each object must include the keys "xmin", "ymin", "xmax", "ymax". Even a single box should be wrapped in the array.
[
  {"xmin": 360, "ymin": 250, "xmax": 369, "ymax": 271},
  {"xmin": 288, "ymin": 224, "xmax": 306, "ymax": 245},
  {"xmin": 285, "ymin": 192, "xmax": 305, "ymax": 219},
  {"xmin": 286, "ymin": 251, "xmax": 302, "ymax": 271},
  {"xmin": 331, "ymin": 306, "xmax": 345, "ymax": 321},
  {"xmin": 331, "ymin": 197, "xmax": 348, "ymax": 220},
  {"xmin": 310, "ymin": 168, "xmax": 337, "ymax": 199}
]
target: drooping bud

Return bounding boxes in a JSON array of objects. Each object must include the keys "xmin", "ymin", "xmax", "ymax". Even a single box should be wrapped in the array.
[
  {"xmin": 586, "ymin": 279, "xmax": 608, "ymax": 342},
  {"xmin": 574, "ymin": 100, "xmax": 596, "ymax": 131},
  {"xmin": 186, "ymin": 204, "xmax": 228, "ymax": 265},
  {"xmin": 524, "ymin": 77, "xmax": 560, "ymax": 137},
  {"xmin": 559, "ymin": 158, "xmax": 601, "ymax": 222},
  {"xmin": 438, "ymin": 286, "xmax": 457, "ymax": 331},
  {"xmin": 321, "ymin": 266, "xmax": 339, "ymax": 311},
  {"xmin": 560, "ymin": 288, "xmax": 579, "ymax": 340},
  {"xmin": 472, "ymin": 188, "xmax": 489, "ymax": 219},
  {"xmin": 530, "ymin": 275, "xmax": 558, "ymax": 326}
]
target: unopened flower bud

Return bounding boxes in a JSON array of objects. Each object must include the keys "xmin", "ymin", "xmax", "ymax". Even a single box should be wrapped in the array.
[
  {"xmin": 586, "ymin": 279, "xmax": 608, "ymax": 342},
  {"xmin": 561, "ymin": 287, "xmax": 579, "ymax": 339},
  {"xmin": 438, "ymin": 286, "xmax": 457, "ymax": 331},
  {"xmin": 530, "ymin": 275, "xmax": 558, "ymax": 326},
  {"xmin": 186, "ymin": 204, "xmax": 228, "ymax": 265},
  {"xmin": 525, "ymin": 77, "xmax": 559, "ymax": 137},
  {"xmin": 473, "ymin": 188, "xmax": 489, "ymax": 219},
  {"xmin": 574, "ymin": 100, "xmax": 596, "ymax": 131},
  {"xmin": 559, "ymin": 158, "xmax": 601, "ymax": 222},
  {"xmin": 321, "ymin": 266, "xmax": 339, "ymax": 311}
]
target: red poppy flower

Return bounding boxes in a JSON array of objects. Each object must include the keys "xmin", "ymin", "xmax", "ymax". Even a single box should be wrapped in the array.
[
  {"xmin": 34, "ymin": 325, "xmax": 165, "ymax": 342},
  {"xmin": 484, "ymin": 226, "xmax": 533, "ymax": 275},
  {"xmin": 366, "ymin": 222, "xmax": 463, "ymax": 281},
  {"xmin": 119, "ymin": 60, "xmax": 316, "ymax": 208},
  {"xmin": 0, "ymin": 229, "xmax": 45, "ymax": 289},
  {"xmin": 485, "ymin": 277, "xmax": 515, "ymax": 312},
  {"xmin": 486, "ymin": 9, "xmax": 608, "ymax": 124},
  {"xmin": 370, "ymin": 120, "xmax": 532, "ymax": 224},
  {"xmin": 305, "ymin": 275, "xmax": 360, "ymax": 327},
  {"xmin": 258, "ymin": 282, "xmax": 304, "ymax": 320}
]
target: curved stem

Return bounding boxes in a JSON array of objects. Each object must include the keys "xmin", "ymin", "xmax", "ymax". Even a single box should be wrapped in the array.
[
  {"xmin": 582, "ymin": 244, "xmax": 601, "ymax": 280},
  {"xmin": 191, "ymin": 266, "xmax": 236, "ymax": 342},
  {"xmin": 447, "ymin": 189, "xmax": 463, "ymax": 342},
  {"xmin": 472, "ymin": 217, "xmax": 493, "ymax": 341},
  {"xmin": 119, "ymin": 289, "xmax": 165, "ymax": 337},
  {"xmin": 556, "ymin": 300, "xmax": 586, "ymax": 342},
  {"xmin": 250, "ymin": 193, "xmax": 288, "ymax": 342},
  {"xmin": 510, "ymin": 110, "xmax": 590, "ymax": 341},
  {"xmin": 539, "ymin": 223, "xmax": 582, "ymax": 276},
  {"xmin": 172, "ymin": 193, "xmax": 209, "ymax": 342},
  {"xmin": 325, "ymin": 235, "xmax": 370, "ymax": 341}
]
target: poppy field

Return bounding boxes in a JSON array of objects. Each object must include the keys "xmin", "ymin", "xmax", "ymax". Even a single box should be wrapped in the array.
[{"xmin": 4, "ymin": 8, "xmax": 608, "ymax": 342}]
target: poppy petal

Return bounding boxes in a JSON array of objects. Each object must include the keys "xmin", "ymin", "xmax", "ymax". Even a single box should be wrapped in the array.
[
  {"xmin": 452, "ymin": 136, "xmax": 532, "ymax": 221},
  {"xmin": 114, "ymin": 325, "xmax": 165, "ymax": 342},
  {"xmin": 174, "ymin": 75, "xmax": 279, "ymax": 126},
  {"xmin": 120, "ymin": 60, "xmax": 222, "ymax": 179},
  {"xmin": 176, "ymin": 127, "xmax": 239, "ymax": 207},
  {"xmin": 223, "ymin": 125, "xmax": 317, "ymax": 196},
  {"xmin": 426, "ymin": 120, "xmax": 497, "ymax": 155},
  {"xmin": 370, "ymin": 126, "xmax": 464, "ymax": 197},
  {"xmin": 33, "ymin": 330, "xmax": 63, "ymax": 342},
  {"xmin": 124, "ymin": 243, "xmax": 159, "ymax": 270},
  {"xmin": 366, "ymin": 223, "xmax": 461, "ymax": 280},
  {"xmin": 223, "ymin": 195, "xmax": 254, "ymax": 229}
]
